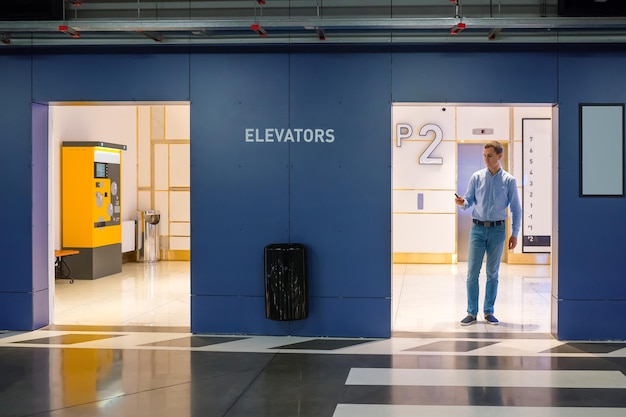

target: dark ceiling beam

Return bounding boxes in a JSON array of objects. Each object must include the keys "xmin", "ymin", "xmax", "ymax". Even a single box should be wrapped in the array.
[{"xmin": 2, "ymin": 16, "xmax": 626, "ymax": 33}]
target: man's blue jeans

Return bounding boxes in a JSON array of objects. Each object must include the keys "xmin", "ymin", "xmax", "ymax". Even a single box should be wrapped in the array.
[{"xmin": 466, "ymin": 222, "xmax": 506, "ymax": 317}]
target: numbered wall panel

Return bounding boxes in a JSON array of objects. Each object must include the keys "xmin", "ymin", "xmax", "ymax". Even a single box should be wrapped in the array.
[
  {"xmin": 511, "ymin": 106, "xmax": 553, "ymax": 256},
  {"xmin": 521, "ymin": 118, "xmax": 552, "ymax": 252}
]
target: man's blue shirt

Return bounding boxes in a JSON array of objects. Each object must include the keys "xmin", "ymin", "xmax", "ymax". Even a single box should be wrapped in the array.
[{"xmin": 461, "ymin": 168, "xmax": 522, "ymax": 237}]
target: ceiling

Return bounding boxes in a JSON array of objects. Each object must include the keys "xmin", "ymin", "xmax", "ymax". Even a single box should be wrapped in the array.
[{"xmin": 2, "ymin": 0, "xmax": 626, "ymax": 47}]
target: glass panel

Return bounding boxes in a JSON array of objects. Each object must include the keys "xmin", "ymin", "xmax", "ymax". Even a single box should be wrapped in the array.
[{"xmin": 580, "ymin": 104, "xmax": 624, "ymax": 197}]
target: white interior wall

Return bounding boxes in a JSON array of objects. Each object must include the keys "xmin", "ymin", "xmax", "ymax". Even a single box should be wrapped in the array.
[
  {"xmin": 392, "ymin": 105, "xmax": 457, "ymax": 254},
  {"xmin": 50, "ymin": 105, "xmax": 138, "ymax": 251},
  {"xmin": 140, "ymin": 105, "xmax": 191, "ymax": 252},
  {"xmin": 50, "ymin": 103, "xmax": 191, "ymax": 254},
  {"xmin": 392, "ymin": 103, "xmax": 553, "ymax": 259}
]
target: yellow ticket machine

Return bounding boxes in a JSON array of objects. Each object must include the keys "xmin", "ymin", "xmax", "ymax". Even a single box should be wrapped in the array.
[{"xmin": 61, "ymin": 142, "xmax": 126, "ymax": 279}]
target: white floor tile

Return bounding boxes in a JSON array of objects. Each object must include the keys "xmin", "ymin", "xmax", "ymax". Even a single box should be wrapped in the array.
[
  {"xmin": 346, "ymin": 368, "xmax": 626, "ymax": 388},
  {"xmin": 333, "ymin": 405, "xmax": 626, "ymax": 417}
]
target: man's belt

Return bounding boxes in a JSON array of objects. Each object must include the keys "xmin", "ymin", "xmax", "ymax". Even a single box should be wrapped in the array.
[{"xmin": 472, "ymin": 219, "xmax": 505, "ymax": 227}]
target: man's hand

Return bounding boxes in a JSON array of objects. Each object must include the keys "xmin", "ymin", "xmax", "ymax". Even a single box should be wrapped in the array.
[
  {"xmin": 454, "ymin": 196, "xmax": 465, "ymax": 207},
  {"xmin": 508, "ymin": 236, "xmax": 517, "ymax": 250}
]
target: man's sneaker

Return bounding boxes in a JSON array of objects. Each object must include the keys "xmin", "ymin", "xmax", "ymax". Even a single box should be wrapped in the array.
[
  {"xmin": 460, "ymin": 315, "xmax": 477, "ymax": 326},
  {"xmin": 484, "ymin": 314, "xmax": 499, "ymax": 325}
]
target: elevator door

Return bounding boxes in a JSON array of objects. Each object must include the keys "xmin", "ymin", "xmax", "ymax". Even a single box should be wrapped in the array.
[{"xmin": 457, "ymin": 144, "xmax": 485, "ymax": 262}]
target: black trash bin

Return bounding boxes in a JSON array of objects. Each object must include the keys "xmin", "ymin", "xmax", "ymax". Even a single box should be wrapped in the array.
[{"xmin": 264, "ymin": 243, "xmax": 308, "ymax": 321}]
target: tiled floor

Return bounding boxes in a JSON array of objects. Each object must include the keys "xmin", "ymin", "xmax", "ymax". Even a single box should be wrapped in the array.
[
  {"xmin": 392, "ymin": 262, "xmax": 551, "ymax": 334},
  {"xmin": 53, "ymin": 261, "xmax": 191, "ymax": 327},
  {"xmin": 5, "ymin": 261, "xmax": 620, "ymax": 417},
  {"xmin": 53, "ymin": 261, "xmax": 552, "ymax": 333},
  {"xmin": 1, "ymin": 326, "xmax": 626, "ymax": 417}
]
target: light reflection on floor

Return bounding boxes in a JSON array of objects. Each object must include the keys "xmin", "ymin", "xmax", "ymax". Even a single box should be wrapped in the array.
[{"xmin": 53, "ymin": 261, "xmax": 551, "ymax": 334}]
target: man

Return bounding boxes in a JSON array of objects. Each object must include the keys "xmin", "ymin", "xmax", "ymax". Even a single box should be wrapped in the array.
[{"xmin": 455, "ymin": 141, "xmax": 521, "ymax": 326}]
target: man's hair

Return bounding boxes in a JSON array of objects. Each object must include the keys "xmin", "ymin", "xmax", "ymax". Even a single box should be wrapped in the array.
[{"xmin": 485, "ymin": 141, "xmax": 503, "ymax": 155}]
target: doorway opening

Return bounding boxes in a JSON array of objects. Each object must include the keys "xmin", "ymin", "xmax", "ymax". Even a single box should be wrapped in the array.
[
  {"xmin": 48, "ymin": 103, "xmax": 191, "ymax": 328},
  {"xmin": 391, "ymin": 103, "xmax": 555, "ymax": 334}
]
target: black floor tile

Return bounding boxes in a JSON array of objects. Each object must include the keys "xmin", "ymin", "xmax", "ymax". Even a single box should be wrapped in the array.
[
  {"xmin": 141, "ymin": 336, "xmax": 249, "ymax": 347},
  {"xmin": 271, "ymin": 339, "xmax": 376, "ymax": 350},
  {"xmin": 406, "ymin": 340, "xmax": 499, "ymax": 352},
  {"xmin": 392, "ymin": 331, "xmax": 553, "ymax": 339},
  {"xmin": 542, "ymin": 342, "xmax": 626, "ymax": 354},
  {"xmin": 12, "ymin": 333, "xmax": 123, "ymax": 344}
]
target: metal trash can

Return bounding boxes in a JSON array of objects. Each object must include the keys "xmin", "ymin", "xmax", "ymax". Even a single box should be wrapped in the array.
[
  {"xmin": 136, "ymin": 210, "xmax": 160, "ymax": 262},
  {"xmin": 264, "ymin": 243, "xmax": 307, "ymax": 321}
]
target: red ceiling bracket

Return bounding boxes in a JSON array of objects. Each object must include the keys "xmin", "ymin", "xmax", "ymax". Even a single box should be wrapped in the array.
[
  {"xmin": 448, "ymin": 0, "xmax": 465, "ymax": 35},
  {"xmin": 252, "ymin": 0, "xmax": 267, "ymax": 37},
  {"xmin": 450, "ymin": 22, "xmax": 466, "ymax": 35},
  {"xmin": 250, "ymin": 23, "xmax": 267, "ymax": 37},
  {"xmin": 58, "ymin": 25, "xmax": 80, "ymax": 39}
]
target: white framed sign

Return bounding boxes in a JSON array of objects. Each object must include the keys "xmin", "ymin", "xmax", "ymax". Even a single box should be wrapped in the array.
[{"xmin": 522, "ymin": 118, "xmax": 552, "ymax": 253}]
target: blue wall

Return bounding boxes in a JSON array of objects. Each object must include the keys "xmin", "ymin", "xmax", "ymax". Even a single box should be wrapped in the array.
[
  {"xmin": 0, "ymin": 51, "xmax": 45, "ymax": 329},
  {"xmin": 189, "ymin": 51, "xmax": 392, "ymax": 337},
  {"xmin": 554, "ymin": 46, "xmax": 626, "ymax": 340},
  {"xmin": 0, "ymin": 44, "xmax": 624, "ymax": 340}
]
